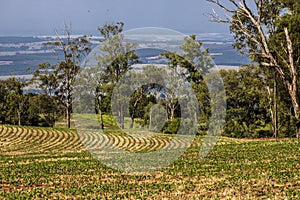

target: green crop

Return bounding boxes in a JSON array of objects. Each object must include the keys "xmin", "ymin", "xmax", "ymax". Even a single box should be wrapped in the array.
[{"xmin": 0, "ymin": 125, "xmax": 299, "ymax": 199}]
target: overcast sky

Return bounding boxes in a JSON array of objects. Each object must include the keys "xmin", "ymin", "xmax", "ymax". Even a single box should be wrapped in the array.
[{"xmin": 0, "ymin": 0, "xmax": 231, "ymax": 36}]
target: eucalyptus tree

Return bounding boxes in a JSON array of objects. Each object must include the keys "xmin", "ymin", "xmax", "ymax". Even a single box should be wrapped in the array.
[
  {"xmin": 33, "ymin": 24, "xmax": 91, "ymax": 128},
  {"xmin": 162, "ymin": 35, "xmax": 214, "ymax": 133},
  {"xmin": 207, "ymin": 0, "xmax": 300, "ymax": 137},
  {"xmin": 220, "ymin": 65, "xmax": 271, "ymax": 138},
  {"xmin": 95, "ymin": 22, "xmax": 139, "ymax": 129},
  {"xmin": 3, "ymin": 78, "xmax": 28, "ymax": 126}
]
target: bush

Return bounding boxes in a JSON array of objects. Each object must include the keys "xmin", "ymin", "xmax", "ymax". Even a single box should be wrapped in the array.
[{"xmin": 163, "ymin": 118, "xmax": 180, "ymax": 134}]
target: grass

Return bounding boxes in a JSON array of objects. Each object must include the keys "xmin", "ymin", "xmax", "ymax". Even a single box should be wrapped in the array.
[
  {"xmin": 0, "ymin": 124, "xmax": 300, "ymax": 199},
  {"xmin": 55, "ymin": 114, "xmax": 122, "ymax": 129}
]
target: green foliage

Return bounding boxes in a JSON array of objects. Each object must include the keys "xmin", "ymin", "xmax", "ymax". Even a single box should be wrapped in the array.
[
  {"xmin": 96, "ymin": 22, "xmax": 138, "ymax": 86},
  {"xmin": 272, "ymin": 75, "xmax": 297, "ymax": 138},
  {"xmin": 161, "ymin": 35, "xmax": 213, "ymax": 135},
  {"xmin": 94, "ymin": 22, "xmax": 139, "ymax": 129},
  {"xmin": 3, "ymin": 21, "xmax": 299, "ymax": 139},
  {"xmin": 98, "ymin": 21, "xmax": 124, "ymax": 40},
  {"xmin": 0, "ymin": 78, "xmax": 58, "ymax": 127},
  {"xmin": 33, "ymin": 25, "xmax": 91, "ymax": 128},
  {"xmin": 27, "ymin": 94, "xmax": 59, "ymax": 127},
  {"xmin": 220, "ymin": 65, "xmax": 272, "ymax": 138},
  {"xmin": 162, "ymin": 118, "xmax": 180, "ymax": 134},
  {"xmin": 162, "ymin": 35, "xmax": 213, "ymax": 83},
  {"xmin": 208, "ymin": 0, "xmax": 300, "ymax": 137},
  {"xmin": 269, "ymin": 1, "xmax": 300, "ymax": 76},
  {"xmin": 129, "ymin": 86, "xmax": 157, "ymax": 126}
]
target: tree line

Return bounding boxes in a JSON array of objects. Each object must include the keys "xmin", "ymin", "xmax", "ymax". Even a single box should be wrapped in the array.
[{"xmin": 0, "ymin": 0, "xmax": 299, "ymax": 138}]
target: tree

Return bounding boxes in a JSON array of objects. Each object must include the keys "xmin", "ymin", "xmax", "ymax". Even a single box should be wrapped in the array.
[
  {"xmin": 27, "ymin": 94, "xmax": 58, "ymax": 127},
  {"xmin": 162, "ymin": 35, "xmax": 213, "ymax": 133},
  {"xmin": 33, "ymin": 24, "xmax": 91, "ymax": 128},
  {"xmin": 220, "ymin": 65, "xmax": 271, "ymax": 138},
  {"xmin": 163, "ymin": 35, "xmax": 213, "ymax": 83},
  {"xmin": 207, "ymin": 0, "xmax": 300, "ymax": 137},
  {"xmin": 0, "ymin": 80, "xmax": 8, "ymax": 123},
  {"xmin": 129, "ymin": 65, "xmax": 166, "ymax": 129},
  {"xmin": 3, "ymin": 78, "xmax": 28, "ymax": 126},
  {"xmin": 0, "ymin": 78, "xmax": 59, "ymax": 127},
  {"xmin": 263, "ymin": 68, "xmax": 298, "ymax": 138},
  {"xmin": 95, "ymin": 22, "xmax": 139, "ymax": 129},
  {"xmin": 129, "ymin": 86, "xmax": 157, "ymax": 129}
]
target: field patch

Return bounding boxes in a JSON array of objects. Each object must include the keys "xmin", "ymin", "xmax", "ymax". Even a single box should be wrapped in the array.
[{"xmin": 0, "ymin": 125, "xmax": 300, "ymax": 199}]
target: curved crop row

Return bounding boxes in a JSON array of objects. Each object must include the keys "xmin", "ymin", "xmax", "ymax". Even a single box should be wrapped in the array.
[{"xmin": 0, "ymin": 125, "xmax": 84, "ymax": 156}]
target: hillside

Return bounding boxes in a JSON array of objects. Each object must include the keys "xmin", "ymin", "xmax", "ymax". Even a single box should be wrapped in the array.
[{"xmin": 0, "ymin": 125, "xmax": 300, "ymax": 199}]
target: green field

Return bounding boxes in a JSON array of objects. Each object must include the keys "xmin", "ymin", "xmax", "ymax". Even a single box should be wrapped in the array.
[{"xmin": 0, "ymin": 124, "xmax": 300, "ymax": 199}]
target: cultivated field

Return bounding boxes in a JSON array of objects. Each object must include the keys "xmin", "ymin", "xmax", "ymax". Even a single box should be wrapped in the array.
[{"xmin": 0, "ymin": 124, "xmax": 300, "ymax": 199}]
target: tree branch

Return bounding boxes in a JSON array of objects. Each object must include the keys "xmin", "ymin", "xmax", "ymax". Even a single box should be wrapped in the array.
[{"xmin": 284, "ymin": 27, "xmax": 296, "ymax": 77}]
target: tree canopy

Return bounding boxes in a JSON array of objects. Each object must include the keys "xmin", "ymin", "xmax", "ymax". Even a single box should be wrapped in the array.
[{"xmin": 207, "ymin": 0, "xmax": 300, "ymax": 137}]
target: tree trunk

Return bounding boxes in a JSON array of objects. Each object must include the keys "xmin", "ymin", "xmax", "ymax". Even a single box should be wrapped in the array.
[
  {"xmin": 130, "ymin": 117, "xmax": 134, "ymax": 129},
  {"xmin": 99, "ymin": 109, "xmax": 104, "ymax": 130},
  {"xmin": 66, "ymin": 77, "xmax": 71, "ymax": 129},
  {"xmin": 287, "ymin": 82, "xmax": 300, "ymax": 138},
  {"xmin": 17, "ymin": 110, "xmax": 21, "ymax": 126},
  {"xmin": 194, "ymin": 109, "xmax": 198, "ymax": 125},
  {"xmin": 119, "ymin": 106, "xmax": 124, "ymax": 129},
  {"xmin": 170, "ymin": 107, "xmax": 175, "ymax": 121},
  {"xmin": 284, "ymin": 27, "xmax": 300, "ymax": 138},
  {"xmin": 66, "ymin": 106, "xmax": 71, "ymax": 129},
  {"xmin": 130, "ymin": 109, "xmax": 135, "ymax": 129},
  {"xmin": 120, "ymin": 111, "xmax": 124, "ymax": 129},
  {"xmin": 96, "ymin": 96, "xmax": 104, "ymax": 129},
  {"xmin": 273, "ymin": 73, "xmax": 278, "ymax": 138},
  {"xmin": 17, "ymin": 99, "xmax": 24, "ymax": 126},
  {"xmin": 296, "ymin": 122, "xmax": 300, "ymax": 139},
  {"xmin": 289, "ymin": 91, "xmax": 300, "ymax": 138},
  {"xmin": 149, "ymin": 108, "xmax": 152, "ymax": 130}
]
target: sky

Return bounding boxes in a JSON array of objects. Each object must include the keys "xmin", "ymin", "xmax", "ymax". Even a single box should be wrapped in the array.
[{"xmin": 0, "ymin": 0, "xmax": 231, "ymax": 36}]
